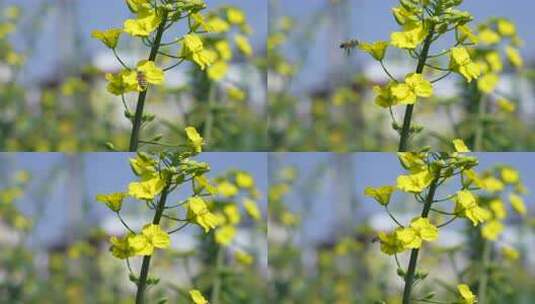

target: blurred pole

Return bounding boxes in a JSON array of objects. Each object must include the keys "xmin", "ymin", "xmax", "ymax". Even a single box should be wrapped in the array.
[
  {"xmin": 65, "ymin": 154, "xmax": 84, "ymax": 242},
  {"xmin": 330, "ymin": 154, "xmax": 357, "ymax": 235},
  {"xmin": 326, "ymin": 0, "xmax": 352, "ymax": 86},
  {"xmin": 56, "ymin": 0, "xmax": 79, "ymax": 76}
]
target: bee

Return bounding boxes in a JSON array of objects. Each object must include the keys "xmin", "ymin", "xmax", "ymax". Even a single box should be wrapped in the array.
[
  {"xmin": 339, "ymin": 39, "xmax": 359, "ymax": 55},
  {"xmin": 137, "ymin": 71, "xmax": 149, "ymax": 91}
]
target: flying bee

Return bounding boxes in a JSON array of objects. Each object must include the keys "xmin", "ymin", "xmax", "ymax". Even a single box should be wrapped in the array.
[
  {"xmin": 339, "ymin": 39, "xmax": 359, "ymax": 55},
  {"xmin": 137, "ymin": 71, "xmax": 149, "ymax": 91}
]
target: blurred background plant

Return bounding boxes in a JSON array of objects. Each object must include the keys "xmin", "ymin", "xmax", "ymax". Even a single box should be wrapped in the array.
[
  {"xmin": 268, "ymin": 0, "xmax": 535, "ymax": 152},
  {"xmin": 0, "ymin": 0, "xmax": 266, "ymax": 152},
  {"xmin": 0, "ymin": 153, "xmax": 267, "ymax": 303},
  {"xmin": 268, "ymin": 153, "xmax": 535, "ymax": 303}
]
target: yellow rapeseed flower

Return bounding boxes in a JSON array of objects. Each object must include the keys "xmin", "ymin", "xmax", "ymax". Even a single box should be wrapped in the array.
[
  {"xmin": 96, "ymin": 192, "xmax": 126, "ymax": 212},
  {"xmin": 128, "ymin": 176, "xmax": 166, "ymax": 201},
  {"xmin": 226, "ymin": 7, "xmax": 246, "ymax": 25},
  {"xmin": 185, "ymin": 126, "xmax": 204, "ymax": 153},
  {"xmin": 391, "ymin": 73, "xmax": 433, "ymax": 105},
  {"xmin": 457, "ymin": 284, "xmax": 477, "ymax": 304},
  {"xmin": 378, "ymin": 231, "xmax": 404, "ymax": 255},
  {"xmin": 91, "ymin": 28, "xmax": 122, "ymax": 49},
  {"xmin": 455, "ymin": 190, "xmax": 490, "ymax": 226},
  {"xmin": 215, "ymin": 225, "xmax": 236, "ymax": 246},
  {"xmin": 497, "ymin": 19, "xmax": 516, "ymax": 37},
  {"xmin": 501, "ymin": 167, "xmax": 519, "ymax": 184},
  {"xmin": 358, "ymin": 41, "xmax": 389, "ymax": 61},
  {"xmin": 481, "ymin": 220, "xmax": 504, "ymax": 240},
  {"xmin": 509, "ymin": 193, "xmax": 527, "ymax": 215},
  {"xmin": 123, "ymin": 8, "xmax": 161, "ymax": 37},
  {"xmin": 243, "ymin": 198, "xmax": 261, "ymax": 220},
  {"xmin": 396, "ymin": 170, "xmax": 433, "ymax": 193},
  {"xmin": 180, "ymin": 34, "xmax": 215, "ymax": 70},
  {"xmin": 449, "ymin": 47, "xmax": 481, "ymax": 82},
  {"xmin": 364, "ymin": 185, "xmax": 395, "ymax": 206},
  {"xmin": 505, "ymin": 46, "xmax": 523, "ymax": 69},
  {"xmin": 128, "ymin": 224, "xmax": 170, "ymax": 256},
  {"xmin": 187, "ymin": 196, "xmax": 219, "ymax": 232},
  {"xmin": 390, "ymin": 23, "xmax": 427, "ymax": 49},
  {"xmin": 373, "ymin": 82, "xmax": 398, "ymax": 108},
  {"xmin": 217, "ymin": 181, "xmax": 239, "ymax": 197},
  {"xmin": 395, "ymin": 217, "xmax": 438, "ymax": 249},
  {"xmin": 189, "ymin": 289, "xmax": 208, "ymax": 304},
  {"xmin": 235, "ymin": 34, "xmax": 253, "ymax": 56},
  {"xmin": 236, "ymin": 172, "xmax": 254, "ymax": 188},
  {"xmin": 452, "ymin": 138, "xmax": 470, "ymax": 152},
  {"xmin": 477, "ymin": 73, "xmax": 499, "ymax": 94}
]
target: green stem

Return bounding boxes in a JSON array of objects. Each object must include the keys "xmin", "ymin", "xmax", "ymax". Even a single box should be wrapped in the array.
[
  {"xmin": 135, "ymin": 185, "xmax": 170, "ymax": 304},
  {"xmin": 129, "ymin": 11, "xmax": 168, "ymax": 152},
  {"xmin": 401, "ymin": 175, "xmax": 440, "ymax": 304},
  {"xmin": 398, "ymin": 29, "xmax": 435, "ymax": 152},
  {"xmin": 210, "ymin": 246, "xmax": 225, "ymax": 304},
  {"xmin": 477, "ymin": 240, "xmax": 491, "ymax": 304}
]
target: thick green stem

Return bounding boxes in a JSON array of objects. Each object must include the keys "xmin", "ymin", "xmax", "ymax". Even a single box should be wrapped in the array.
[
  {"xmin": 401, "ymin": 175, "xmax": 440, "ymax": 304},
  {"xmin": 129, "ymin": 11, "xmax": 168, "ymax": 152},
  {"xmin": 398, "ymin": 30, "xmax": 435, "ymax": 152},
  {"xmin": 477, "ymin": 240, "xmax": 491, "ymax": 303},
  {"xmin": 135, "ymin": 185, "xmax": 170, "ymax": 304},
  {"xmin": 210, "ymin": 246, "xmax": 225, "ymax": 304}
]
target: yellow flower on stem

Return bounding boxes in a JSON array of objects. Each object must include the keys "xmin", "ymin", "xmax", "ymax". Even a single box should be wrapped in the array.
[
  {"xmin": 128, "ymin": 224, "xmax": 171, "ymax": 256},
  {"xmin": 96, "ymin": 192, "xmax": 126, "ymax": 212},
  {"xmin": 187, "ymin": 196, "xmax": 219, "ymax": 232},
  {"xmin": 455, "ymin": 190, "xmax": 490, "ymax": 226},
  {"xmin": 105, "ymin": 70, "xmax": 138, "ymax": 95},
  {"xmin": 378, "ymin": 231, "xmax": 404, "ymax": 255},
  {"xmin": 235, "ymin": 34, "xmax": 253, "ymax": 57},
  {"xmin": 128, "ymin": 176, "xmax": 166, "ymax": 201},
  {"xmin": 226, "ymin": 7, "xmax": 246, "ymax": 25},
  {"xmin": 391, "ymin": 73, "xmax": 433, "ymax": 105},
  {"xmin": 452, "ymin": 138, "xmax": 471, "ymax": 152},
  {"xmin": 185, "ymin": 126, "xmax": 204, "ymax": 153},
  {"xmin": 92, "ymin": 28, "xmax": 122, "ymax": 49},
  {"xmin": 396, "ymin": 170, "xmax": 433, "ymax": 193},
  {"xmin": 390, "ymin": 23, "xmax": 427, "ymax": 49},
  {"xmin": 110, "ymin": 235, "xmax": 136, "ymax": 259},
  {"xmin": 395, "ymin": 217, "xmax": 438, "ymax": 249},
  {"xmin": 243, "ymin": 198, "xmax": 261, "ymax": 221},
  {"xmin": 135, "ymin": 60, "xmax": 164, "ymax": 91},
  {"xmin": 215, "ymin": 225, "xmax": 236, "ymax": 246},
  {"xmin": 123, "ymin": 8, "xmax": 161, "ymax": 37},
  {"xmin": 358, "ymin": 41, "xmax": 389, "ymax": 61},
  {"xmin": 481, "ymin": 220, "xmax": 504, "ymax": 241},
  {"xmin": 509, "ymin": 193, "xmax": 527, "ymax": 215},
  {"xmin": 500, "ymin": 167, "xmax": 519, "ymax": 184},
  {"xmin": 236, "ymin": 172, "xmax": 254, "ymax": 188},
  {"xmin": 373, "ymin": 82, "xmax": 398, "ymax": 108},
  {"xmin": 217, "ymin": 181, "xmax": 239, "ymax": 197},
  {"xmin": 505, "ymin": 46, "xmax": 523, "ymax": 69},
  {"xmin": 180, "ymin": 34, "xmax": 215, "ymax": 70},
  {"xmin": 364, "ymin": 185, "xmax": 395, "ymax": 206},
  {"xmin": 497, "ymin": 19, "xmax": 516, "ymax": 37},
  {"xmin": 449, "ymin": 47, "xmax": 481, "ymax": 83},
  {"xmin": 457, "ymin": 284, "xmax": 477, "ymax": 304},
  {"xmin": 189, "ymin": 289, "xmax": 208, "ymax": 304}
]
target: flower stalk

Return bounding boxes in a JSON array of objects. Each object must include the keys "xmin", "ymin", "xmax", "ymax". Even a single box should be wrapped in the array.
[
  {"xmin": 398, "ymin": 29, "xmax": 435, "ymax": 152},
  {"xmin": 129, "ymin": 11, "xmax": 168, "ymax": 152},
  {"xmin": 135, "ymin": 184, "xmax": 170, "ymax": 304},
  {"xmin": 401, "ymin": 171, "xmax": 440, "ymax": 304}
]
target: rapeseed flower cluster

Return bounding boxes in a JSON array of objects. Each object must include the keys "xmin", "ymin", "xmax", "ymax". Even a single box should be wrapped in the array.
[
  {"xmin": 365, "ymin": 152, "xmax": 482, "ymax": 302},
  {"xmin": 352, "ymin": 0, "xmax": 522, "ymax": 151}
]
